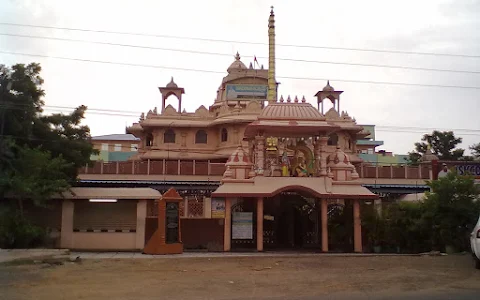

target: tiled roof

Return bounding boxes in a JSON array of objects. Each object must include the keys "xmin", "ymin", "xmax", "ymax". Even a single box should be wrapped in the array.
[{"xmin": 260, "ymin": 102, "xmax": 324, "ymax": 120}]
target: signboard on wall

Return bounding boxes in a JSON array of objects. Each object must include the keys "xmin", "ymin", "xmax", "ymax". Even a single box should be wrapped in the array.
[
  {"xmin": 433, "ymin": 161, "xmax": 480, "ymax": 180},
  {"xmin": 225, "ymin": 84, "xmax": 267, "ymax": 100},
  {"xmin": 165, "ymin": 202, "xmax": 179, "ymax": 244},
  {"xmin": 456, "ymin": 164, "xmax": 480, "ymax": 179},
  {"xmin": 211, "ymin": 198, "xmax": 225, "ymax": 218},
  {"xmin": 232, "ymin": 212, "xmax": 253, "ymax": 239}
]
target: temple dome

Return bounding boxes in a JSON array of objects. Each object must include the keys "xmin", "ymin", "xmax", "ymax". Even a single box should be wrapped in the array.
[
  {"xmin": 226, "ymin": 146, "xmax": 252, "ymax": 165},
  {"xmin": 166, "ymin": 77, "xmax": 178, "ymax": 88},
  {"xmin": 421, "ymin": 147, "xmax": 439, "ymax": 162},
  {"xmin": 327, "ymin": 146, "xmax": 359, "ymax": 181},
  {"xmin": 323, "ymin": 80, "xmax": 334, "ymax": 92},
  {"xmin": 327, "ymin": 146, "xmax": 350, "ymax": 167},
  {"xmin": 222, "ymin": 146, "xmax": 255, "ymax": 182},
  {"xmin": 227, "ymin": 52, "xmax": 247, "ymax": 72}
]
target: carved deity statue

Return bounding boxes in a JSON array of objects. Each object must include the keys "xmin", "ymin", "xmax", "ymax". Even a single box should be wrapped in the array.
[
  {"xmin": 281, "ymin": 151, "xmax": 290, "ymax": 177},
  {"xmin": 295, "ymin": 156, "xmax": 308, "ymax": 177}
]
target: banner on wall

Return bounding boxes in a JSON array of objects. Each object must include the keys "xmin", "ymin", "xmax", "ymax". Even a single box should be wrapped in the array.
[
  {"xmin": 433, "ymin": 161, "xmax": 480, "ymax": 180},
  {"xmin": 211, "ymin": 198, "xmax": 225, "ymax": 218},
  {"xmin": 456, "ymin": 164, "xmax": 480, "ymax": 179},
  {"xmin": 232, "ymin": 212, "xmax": 253, "ymax": 240},
  {"xmin": 225, "ymin": 84, "xmax": 267, "ymax": 100}
]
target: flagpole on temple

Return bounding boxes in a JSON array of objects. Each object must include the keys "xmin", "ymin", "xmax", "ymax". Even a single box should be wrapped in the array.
[{"xmin": 267, "ymin": 6, "xmax": 277, "ymax": 104}]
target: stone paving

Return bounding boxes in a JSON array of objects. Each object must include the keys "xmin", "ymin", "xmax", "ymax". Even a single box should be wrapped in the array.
[
  {"xmin": 1, "ymin": 248, "xmax": 426, "ymax": 263},
  {"xmin": 0, "ymin": 249, "xmax": 69, "ymax": 263},
  {"xmin": 69, "ymin": 251, "xmax": 422, "ymax": 259}
]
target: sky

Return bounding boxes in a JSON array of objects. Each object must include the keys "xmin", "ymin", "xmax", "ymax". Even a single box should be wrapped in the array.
[{"xmin": 0, "ymin": 0, "xmax": 479, "ymax": 155}]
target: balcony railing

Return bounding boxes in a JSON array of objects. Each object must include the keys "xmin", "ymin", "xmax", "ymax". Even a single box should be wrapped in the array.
[
  {"xmin": 80, "ymin": 160, "xmax": 226, "ymax": 176},
  {"xmin": 79, "ymin": 160, "xmax": 431, "ymax": 180}
]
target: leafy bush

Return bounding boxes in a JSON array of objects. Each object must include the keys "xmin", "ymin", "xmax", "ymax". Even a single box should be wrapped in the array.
[
  {"xmin": 0, "ymin": 206, "xmax": 46, "ymax": 249},
  {"xmin": 382, "ymin": 202, "xmax": 431, "ymax": 253},
  {"xmin": 422, "ymin": 172, "xmax": 480, "ymax": 252},
  {"xmin": 362, "ymin": 171, "xmax": 479, "ymax": 253}
]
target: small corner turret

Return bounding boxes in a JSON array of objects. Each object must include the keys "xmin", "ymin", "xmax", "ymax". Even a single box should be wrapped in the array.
[{"xmin": 159, "ymin": 77, "xmax": 185, "ymax": 114}]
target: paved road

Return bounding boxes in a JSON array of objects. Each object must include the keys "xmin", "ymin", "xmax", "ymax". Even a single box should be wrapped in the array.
[{"xmin": 228, "ymin": 288, "xmax": 480, "ymax": 300}]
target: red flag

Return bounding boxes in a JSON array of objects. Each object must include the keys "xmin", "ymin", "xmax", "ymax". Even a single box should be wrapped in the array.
[{"xmin": 254, "ymin": 56, "xmax": 259, "ymax": 67}]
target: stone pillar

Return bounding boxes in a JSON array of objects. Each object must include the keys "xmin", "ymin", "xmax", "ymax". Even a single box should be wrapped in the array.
[
  {"xmin": 181, "ymin": 132, "xmax": 187, "ymax": 147},
  {"xmin": 60, "ymin": 200, "xmax": 74, "ymax": 249},
  {"xmin": 224, "ymin": 198, "xmax": 232, "ymax": 251},
  {"xmin": 319, "ymin": 136, "xmax": 328, "ymax": 176},
  {"xmin": 314, "ymin": 138, "xmax": 321, "ymax": 176},
  {"xmin": 255, "ymin": 135, "xmax": 266, "ymax": 176},
  {"xmin": 203, "ymin": 197, "xmax": 212, "ymax": 218},
  {"xmin": 353, "ymin": 199, "xmax": 362, "ymax": 253},
  {"xmin": 256, "ymin": 197, "xmax": 264, "ymax": 251},
  {"xmin": 321, "ymin": 199, "xmax": 328, "ymax": 252},
  {"xmin": 136, "ymin": 200, "xmax": 147, "ymax": 250},
  {"xmin": 233, "ymin": 128, "xmax": 239, "ymax": 144},
  {"xmin": 374, "ymin": 199, "xmax": 382, "ymax": 217},
  {"xmin": 184, "ymin": 197, "xmax": 189, "ymax": 218},
  {"xmin": 248, "ymin": 139, "xmax": 254, "ymax": 162}
]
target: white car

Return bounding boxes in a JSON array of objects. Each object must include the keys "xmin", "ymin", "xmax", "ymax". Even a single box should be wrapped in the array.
[{"xmin": 471, "ymin": 214, "xmax": 480, "ymax": 269}]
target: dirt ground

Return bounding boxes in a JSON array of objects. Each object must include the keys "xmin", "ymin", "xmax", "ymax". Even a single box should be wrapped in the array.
[{"xmin": 1, "ymin": 254, "xmax": 480, "ymax": 300}]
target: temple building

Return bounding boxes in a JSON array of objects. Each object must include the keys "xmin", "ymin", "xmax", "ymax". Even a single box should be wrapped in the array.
[
  {"xmin": 123, "ymin": 7, "xmax": 377, "ymax": 253},
  {"xmin": 23, "ymin": 7, "xmax": 445, "ymax": 253}
]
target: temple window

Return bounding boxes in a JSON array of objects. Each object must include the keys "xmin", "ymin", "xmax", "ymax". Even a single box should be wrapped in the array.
[
  {"xmin": 195, "ymin": 130, "xmax": 208, "ymax": 144},
  {"xmin": 221, "ymin": 128, "xmax": 228, "ymax": 142},
  {"xmin": 327, "ymin": 133, "xmax": 338, "ymax": 146},
  {"xmin": 164, "ymin": 129, "xmax": 176, "ymax": 144},
  {"xmin": 146, "ymin": 133, "xmax": 153, "ymax": 147}
]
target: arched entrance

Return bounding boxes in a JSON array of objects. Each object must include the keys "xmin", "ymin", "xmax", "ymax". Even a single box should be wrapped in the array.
[{"xmin": 263, "ymin": 191, "xmax": 319, "ymax": 250}]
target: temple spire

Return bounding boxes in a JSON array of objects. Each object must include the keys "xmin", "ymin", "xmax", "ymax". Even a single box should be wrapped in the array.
[{"xmin": 267, "ymin": 6, "xmax": 277, "ymax": 104}]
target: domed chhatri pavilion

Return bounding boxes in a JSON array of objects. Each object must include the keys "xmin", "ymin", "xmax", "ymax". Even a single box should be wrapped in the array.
[{"xmin": 127, "ymin": 7, "xmax": 377, "ymax": 252}]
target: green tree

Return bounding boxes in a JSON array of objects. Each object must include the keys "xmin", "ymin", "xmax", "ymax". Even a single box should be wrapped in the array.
[
  {"xmin": 407, "ymin": 131, "xmax": 465, "ymax": 164},
  {"xmin": 422, "ymin": 172, "xmax": 480, "ymax": 252},
  {"xmin": 3, "ymin": 144, "xmax": 72, "ymax": 214},
  {"xmin": 407, "ymin": 151, "xmax": 423, "ymax": 165},
  {"xmin": 470, "ymin": 143, "xmax": 480, "ymax": 160},
  {"xmin": 0, "ymin": 62, "xmax": 96, "ymax": 247},
  {"xmin": 1, "ymin": 63, "xmax": 96, "ymax": 178}
]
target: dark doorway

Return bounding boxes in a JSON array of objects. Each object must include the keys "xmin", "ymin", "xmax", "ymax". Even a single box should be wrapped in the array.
[{"xmin": 264, "ymin": 192, "xmax": 318, "ymax": 250}]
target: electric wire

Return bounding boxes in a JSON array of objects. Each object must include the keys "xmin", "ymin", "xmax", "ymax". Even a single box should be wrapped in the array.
[
  {"xmin": 1, "ymin": 33, "xmax": 478, "ymax": 75},
  {"xmin": 2, "ymin": 50, "xmax": 480, "ymax": 90},
  {"xmin": 1, "ymin": 22, "xmax": 479, "ymax": 58}
]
